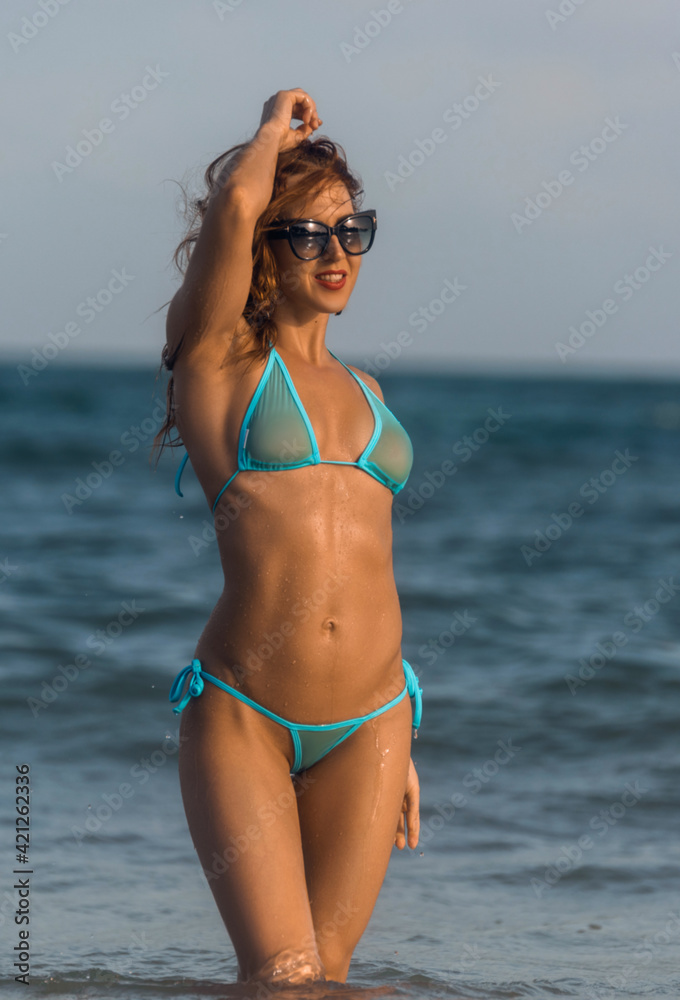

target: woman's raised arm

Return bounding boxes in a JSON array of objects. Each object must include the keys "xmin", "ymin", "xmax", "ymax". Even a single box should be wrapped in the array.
[{"xmin": 166, "ymin": 89, "xmax": 322, "ymax": 366}]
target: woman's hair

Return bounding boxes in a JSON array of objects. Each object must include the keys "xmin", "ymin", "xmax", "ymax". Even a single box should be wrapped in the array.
[{"xmin": 149, "ymin": 135, "xmax": 364, "ymax": 470}]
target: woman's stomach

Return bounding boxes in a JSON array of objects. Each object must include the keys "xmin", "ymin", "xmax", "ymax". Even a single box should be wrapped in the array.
[{"xmin": 193, "ymin": 466, "xmax": 406, "ymax": 722}]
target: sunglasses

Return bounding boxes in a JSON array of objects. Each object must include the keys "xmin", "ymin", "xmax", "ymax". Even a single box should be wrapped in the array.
[{"xmin": 266, "ymin": 210, "xmax": 377, "ymax": 261}]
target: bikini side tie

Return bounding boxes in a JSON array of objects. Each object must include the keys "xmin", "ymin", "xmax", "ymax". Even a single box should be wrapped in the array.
[
  {"xmin": 401, "ymin": 659, "xmax": 423, "ymax": 735},
  {"xmin": 169, "ymin": 658, "xmax": 205, "ymax": 714},
  {"xmin": 169, "ymin": 657, "xmax": 422, "ymax": 734}
]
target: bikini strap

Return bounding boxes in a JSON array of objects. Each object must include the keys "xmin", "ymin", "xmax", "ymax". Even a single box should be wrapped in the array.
[
  {"xmin": 175, "ymin": 450, "xmax": 190, "ymax": 497},
  {"xmin": 402, "ymin": 659, "xmax": 423, "ymax": 733},
  {"xmin": 327, "ymin": 347, "xmax": 345, "ymax": 368}
]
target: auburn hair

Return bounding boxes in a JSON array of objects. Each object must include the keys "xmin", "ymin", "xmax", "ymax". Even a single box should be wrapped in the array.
[{"xmin": 149, "ymin": 135, "xmax": 364, "ymax": 470}]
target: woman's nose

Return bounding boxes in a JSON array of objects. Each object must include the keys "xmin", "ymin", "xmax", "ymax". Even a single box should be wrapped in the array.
[{"xmin": 322, "ymin": 234, "xmax": 345, "ymax": 260}]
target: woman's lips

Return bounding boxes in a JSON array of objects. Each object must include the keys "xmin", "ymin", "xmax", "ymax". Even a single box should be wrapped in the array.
[{"xmin": 314, "ymin": 273, "xmax": 347, "ymax": 290}]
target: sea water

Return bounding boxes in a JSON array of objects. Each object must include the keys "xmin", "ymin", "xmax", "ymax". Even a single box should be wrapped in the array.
[{"xmin": 1, "ymin": 359, "xmax": 679, "ymax": 998}]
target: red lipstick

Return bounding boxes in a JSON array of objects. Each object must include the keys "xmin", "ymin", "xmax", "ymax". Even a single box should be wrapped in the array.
[{"xmin": 314, "ymin": 270, "xmax": 347, "ymax": 290}]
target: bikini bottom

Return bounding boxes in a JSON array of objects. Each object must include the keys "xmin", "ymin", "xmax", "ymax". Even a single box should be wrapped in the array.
[{"xmin": 169, "ymin": 656, "xmax": 423, "ymax": 776}]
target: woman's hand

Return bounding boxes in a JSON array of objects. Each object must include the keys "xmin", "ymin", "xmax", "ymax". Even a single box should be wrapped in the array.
[
  {"xmin": 395, "ymin": 757, "xmax": 420, "ymax": 850},
  {"xmin": 258, "ymin": 89, "xmax": 323, "ymax": 152}
]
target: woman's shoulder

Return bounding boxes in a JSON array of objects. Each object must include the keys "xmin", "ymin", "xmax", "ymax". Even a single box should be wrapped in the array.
[{"xmin": 343, "ymin": 362, "xmax": 384, "ymax": 402}]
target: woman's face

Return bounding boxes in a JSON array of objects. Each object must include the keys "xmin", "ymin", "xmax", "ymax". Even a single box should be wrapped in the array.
[{"xmin": 268, "ymin": 182, "xmax": 364, "ymax": 318}]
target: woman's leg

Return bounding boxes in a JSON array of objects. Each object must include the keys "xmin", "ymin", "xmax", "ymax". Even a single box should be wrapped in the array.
[
  {"xmin": 177, "ymin": 676, "xmax": 325, "ymax": 985},
  {"xmin": 293, "ymin": 691, "xmax": 413, "ymax": 981}
]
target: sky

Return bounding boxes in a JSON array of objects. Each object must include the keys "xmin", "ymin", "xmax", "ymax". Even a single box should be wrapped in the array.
[{"xmin": 2, "ymin": 0, "xmax": 679, "ymax": 376}]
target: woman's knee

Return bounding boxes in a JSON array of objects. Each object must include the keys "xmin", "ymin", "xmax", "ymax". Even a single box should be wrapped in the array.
[
  {"xmin": 241, "ymin": 944, "xmax": 326, "ymax": 986},
  {"xmin": 313, "ymin": 909, "xmax": 357, "ymax": 983},
  {"xmin": 316, "ymin": 939, "xmax": 352, "ymax": 983}
]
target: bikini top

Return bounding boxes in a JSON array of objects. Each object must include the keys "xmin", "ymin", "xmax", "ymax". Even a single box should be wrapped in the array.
[{"xmin": 175, "ymin": 344, "xmax": 413, "ymax": 514}]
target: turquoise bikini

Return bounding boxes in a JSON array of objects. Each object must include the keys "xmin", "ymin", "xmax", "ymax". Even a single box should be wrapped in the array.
[
  {"xmin": 174, "ymin": 345, "xmax": 414, "ymax": 512},
  {"xmin": 170, "ymin": 658, "xmax": 422, "ymax": 775},
  {"xmin": 169, "ymin": 343, "xmax": 422, "ymax": 775}
]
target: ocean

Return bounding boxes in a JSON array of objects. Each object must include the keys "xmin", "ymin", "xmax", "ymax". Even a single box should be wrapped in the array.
[{"xmin": 1, "ymin": 358, "xmax": 679, "ymax": 999}]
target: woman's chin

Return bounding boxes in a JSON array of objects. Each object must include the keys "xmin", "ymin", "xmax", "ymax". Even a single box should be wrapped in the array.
[{"xmin": 312, "ymin": 290, "xmax": 352, "ymax": 312}]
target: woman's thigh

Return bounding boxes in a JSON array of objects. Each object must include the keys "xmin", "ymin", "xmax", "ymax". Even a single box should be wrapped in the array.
[
  {"xmin": 293, "ymin": 692, "xmax": 413, "ymax": 980},
  {"xmin": 177, "ymin": 678, "xmax": 324, "ymax": 984}
]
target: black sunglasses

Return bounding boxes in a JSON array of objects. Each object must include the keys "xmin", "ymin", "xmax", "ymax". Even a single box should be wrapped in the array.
[{"xmin": 266, "ymin": 210, "xmax": 377, "ymax": 260}]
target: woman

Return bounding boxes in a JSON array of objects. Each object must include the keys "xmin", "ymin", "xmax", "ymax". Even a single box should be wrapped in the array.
[{"xmin": 152, "ymin": 88, "xmax": 423, "ymax": 987}]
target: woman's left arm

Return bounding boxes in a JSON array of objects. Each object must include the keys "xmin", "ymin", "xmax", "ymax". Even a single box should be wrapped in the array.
[{"xmin": 395, "ymin": 757, "xmax": 420, "ymax": 849}]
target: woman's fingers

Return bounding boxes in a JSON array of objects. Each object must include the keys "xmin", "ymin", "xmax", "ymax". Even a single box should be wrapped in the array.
[
  {"xmin": 289, "ymin": 89, "xmax": 319, "ymax": 124},
  {"xmin": 289, "ymin": 93, "xmax": 322, "ymax": 141},
  {"xmin": 260, "ymin": 89, "xmax": 322, "ymax": 150},
  {"xmin": 395, "ymin": 758, "xmax": 421, "ymax": 850},
  {"xmin": 404, "ymin": 758, "xmax": 420, "ymax": 849},
  {"xmin": 395, "ymin": 800, "xmax": 407, "ymax": 849},
  {"xmin": 405, "ymin": 788, "xmax": 420, "ymax": 850},
  {"xmin": 295, "ymin": 94, "xmax": 312, "ymax": 126}
]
